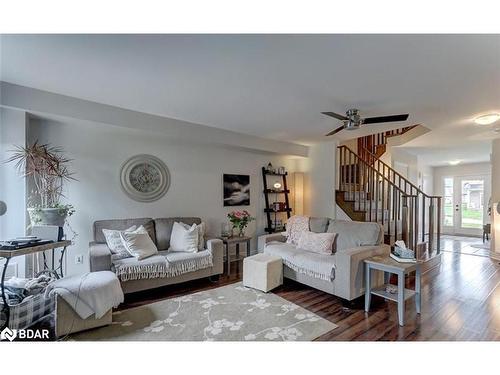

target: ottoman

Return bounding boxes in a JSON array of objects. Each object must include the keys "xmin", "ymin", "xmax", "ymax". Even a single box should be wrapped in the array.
[
  {"xmin": 50, "ymin": 271, "xmax": 124, "ymax": 338},
  {"xmin": 243, "ymin": 254, "xmax": 283, "ymax": 292}
]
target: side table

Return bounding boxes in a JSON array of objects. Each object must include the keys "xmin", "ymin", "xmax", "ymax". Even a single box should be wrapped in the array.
[
  {"xmin": 364, "ymin": 255, "xmax": 421, "ymax": 326},
  {"xmin": 220, "ymin": 236, "xmax": 252, "ymax": 276}
]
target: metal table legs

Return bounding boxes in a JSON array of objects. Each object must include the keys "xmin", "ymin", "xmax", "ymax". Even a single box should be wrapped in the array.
[
  {"xmin": 1, "ymin": 257, "xmax": 11, "ymax": 330},
  {"xmin": 0, "ymin": 245, "xmax": 67, "ymax": 331}
]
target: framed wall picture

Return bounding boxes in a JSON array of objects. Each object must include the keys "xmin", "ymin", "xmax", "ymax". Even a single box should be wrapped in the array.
[{"xmin": 223, "ymin": 174, "xmax": 250, "ymax": 206}]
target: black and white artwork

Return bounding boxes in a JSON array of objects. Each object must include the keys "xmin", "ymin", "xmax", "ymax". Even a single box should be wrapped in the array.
[{"xmin": 223, "ymin": 174, "xmax": 250, "ymax": 206}]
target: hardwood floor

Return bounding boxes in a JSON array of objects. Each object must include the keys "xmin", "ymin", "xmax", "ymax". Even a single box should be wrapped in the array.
[{"xmin": 121, "ymin": 239, "xmax": 500, "ymax": 341}]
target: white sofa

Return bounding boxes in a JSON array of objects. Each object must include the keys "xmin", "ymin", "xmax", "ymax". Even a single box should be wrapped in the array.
[{"xmin": 259, "ymin": 218, "xmax": 390, "ymax": 301}]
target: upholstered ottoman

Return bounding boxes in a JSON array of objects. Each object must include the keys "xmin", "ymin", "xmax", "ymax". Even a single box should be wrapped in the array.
[
  {"xmin": 55, "ymin": 297, "xmax": 113, "ymax": 338},
  {"xmin": 243, "ymin": 254, "xmax": 283, "ymax": 292},
  {"xmin": 50, "ymin": 271, "xmax": 124, "ymax": 338}
]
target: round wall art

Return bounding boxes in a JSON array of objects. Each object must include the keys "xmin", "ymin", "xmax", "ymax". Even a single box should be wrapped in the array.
[{"xmin": 120, "ymin": 154, "xmax": 170, "ymax": 202}]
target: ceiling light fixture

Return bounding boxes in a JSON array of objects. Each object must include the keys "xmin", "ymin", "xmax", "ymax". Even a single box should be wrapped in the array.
[
  {"xmin": 474, "ymin": 113, "xmax": 500, "ymax": 125},
  {"xmin": 449, "ymin": 160, "xmax": 461, "ymax": 166}
]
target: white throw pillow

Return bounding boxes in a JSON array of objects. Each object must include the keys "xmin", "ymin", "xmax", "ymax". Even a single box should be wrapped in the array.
[
  {"xmin": 169, "ymin": 222, "xmax": 199, "ymax": 253},
  {"xmin": 297, "ymin": 231, "xmax": 337, "ymax": 255},
  {"xmin": 120, "ymin": 225, "xmax": 158, "ymax": 260},
  {"xmin": 102, "ymin": 225, "xmax": 137, "ymax": 258}
]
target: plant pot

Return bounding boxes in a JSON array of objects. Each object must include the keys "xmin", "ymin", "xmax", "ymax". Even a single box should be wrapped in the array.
[{"xmin": 28, "ymin": 208, "xmax": 67, "ymax": 227}]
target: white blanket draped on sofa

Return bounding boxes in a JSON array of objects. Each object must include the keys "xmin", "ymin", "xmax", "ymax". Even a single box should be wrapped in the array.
[
  {"xmin": 111, "ymin": 249, "xmax": 213, "ymax": 282},
  {"xmin": 264, "ymin": 242, "xmax": 336, "ymax": 282}
]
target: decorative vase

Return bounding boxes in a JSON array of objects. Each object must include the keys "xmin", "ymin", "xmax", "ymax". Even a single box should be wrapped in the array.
[
  {"xmin": 221, "ymin": 222, "xmax": 232, "ymax": 238},
  {"xmin": 238, "ymin": 227, "xmax": 245, "ymax": 237},
  {"xmin": 28, "ymin": 208, "xmax": 67, "ymax": 227}
]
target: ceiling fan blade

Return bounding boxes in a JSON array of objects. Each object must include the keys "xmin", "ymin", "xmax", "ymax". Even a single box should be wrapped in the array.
[
  {"xmin": 325, "ymin": 125, "xmax": 345, "ymax": 136},
  {"xmin": 363, "ymin": 114, "xmax": 409, "ymax": 124},
  {"xmin": 321, "ymin": 111, "xmax": 348, "ymax": 121}
]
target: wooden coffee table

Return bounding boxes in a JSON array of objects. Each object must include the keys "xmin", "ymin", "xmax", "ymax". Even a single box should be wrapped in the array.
[{"xmin": 364, "ymin": 255, "xmax": 421, "ymax": 326}]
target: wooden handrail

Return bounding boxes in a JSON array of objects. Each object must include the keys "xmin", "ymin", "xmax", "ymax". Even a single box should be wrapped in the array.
[
  {"xmin": 337, "ymin": 145, "xmax": 442, "ymax": 254},
  {"xmin": 356, "ymin": 145, "xmax": 441, "ymax": 199}
]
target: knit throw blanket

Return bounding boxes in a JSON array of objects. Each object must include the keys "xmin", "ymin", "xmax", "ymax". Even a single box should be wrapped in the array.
[
  {"xmin": 112, "ymin": 249, "xmax": 213, "ymax": 282},
  {"xmin": 285, "ymin": 215, "xmax": 310, "ymax": 245}
]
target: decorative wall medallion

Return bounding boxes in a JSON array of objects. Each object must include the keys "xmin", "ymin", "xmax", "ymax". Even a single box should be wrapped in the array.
[{"xmin": 120, "ymin": 155, "xmax": 170, "ymax": 202}]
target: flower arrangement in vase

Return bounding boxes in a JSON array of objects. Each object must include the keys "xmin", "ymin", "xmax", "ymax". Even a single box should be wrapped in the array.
[{"xmin": 227, "ymin": 210, "xmax": 255, "ymax": 237}]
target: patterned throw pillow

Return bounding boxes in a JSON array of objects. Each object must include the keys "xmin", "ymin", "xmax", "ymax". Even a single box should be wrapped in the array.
[
  {"xmin": 102, "ymin": 225, "xmax": 137, "ymax": 258},
  {"xmin": 297, "ymin": 231, "xmax": 337, "ymax": 255},
  {"xmin": 197, "ymin": 222, "xmax": 206, "ymax": 250}
]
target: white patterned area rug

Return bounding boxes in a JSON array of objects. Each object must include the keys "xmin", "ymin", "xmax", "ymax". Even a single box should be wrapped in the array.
[{"xmin": 71, "ymin": 282, "xmax": 337, "ymax": 341}]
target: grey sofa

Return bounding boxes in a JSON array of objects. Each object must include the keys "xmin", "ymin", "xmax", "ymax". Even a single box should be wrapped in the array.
[
  {"xmin": 259, "ymin": 218, "xmax": 390, "ymax": 301},
  {"xmin": 89, "ymin": 217, "xmax": 224, "ymax": 294}
]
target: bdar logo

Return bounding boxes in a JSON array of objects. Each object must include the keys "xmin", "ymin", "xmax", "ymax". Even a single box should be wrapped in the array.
[{"xmin": 1, "ymin": 327, "xmax": 17, "ymax": 341}]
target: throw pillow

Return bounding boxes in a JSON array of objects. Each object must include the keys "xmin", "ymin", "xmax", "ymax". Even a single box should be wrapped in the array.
[
  {"xmin": 102, "ymin": 225, "xmax": 137, "ymax": 258},
  {"xmin": 176, "ymin": 221, "xmax": 205, "ymax": 250},
  {"xmin": 120, "ymin": 225, "xmax": 158, "ymax": 260},
  {"xmin": 297, "ymin": 231, "xmax": 337, "ymax": 255},
  {"xmin": 169, "ymin": 221, "xmax": 199, "ymax": 253},
  {"xmin": 197, "ymin": 222, "xmax": 206, "ymax": 250}
]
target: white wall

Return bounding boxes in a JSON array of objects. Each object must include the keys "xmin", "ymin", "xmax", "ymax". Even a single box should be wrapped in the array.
[
  {"xmin": 491, "ymin": 139, "xmax": 500, "ymax": 257},
  {"xmin": 29, "ymin": 119, "xmax": 307, "ymax": 275},
  {"xmin": 433, "ymin": 162, "xmax": 492, "ymax": 198},
  {"xmin": 0, "ymin": 108, "xmax": 28, "ymax": 277}
]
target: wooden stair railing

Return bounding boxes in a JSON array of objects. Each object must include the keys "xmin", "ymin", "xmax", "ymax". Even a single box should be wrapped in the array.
[
  {"xmin": 337, "ymin": 145, "xmax": 442, "ymax": 255},
  {"xmin": 358, "ymin": 125, "xmax": 418, "ymax": 162}
]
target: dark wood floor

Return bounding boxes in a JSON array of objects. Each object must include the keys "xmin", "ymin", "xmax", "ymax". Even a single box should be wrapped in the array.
[{"xmin": 122, "ymin": 240, "xmax": 500, "ymax": 341}]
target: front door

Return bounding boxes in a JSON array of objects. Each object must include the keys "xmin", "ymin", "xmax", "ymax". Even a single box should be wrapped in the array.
[{"xmin": 443, "ymin": 175, "xmax": 489, "ymax": 236}]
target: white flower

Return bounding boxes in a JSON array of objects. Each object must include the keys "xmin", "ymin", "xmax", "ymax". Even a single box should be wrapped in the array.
[
  {"xmin": 277, "ymin": 304, "xmax": 299, "ymax": 316},
  {"xmin": 295, "ymin": 313, "xmax": 306, "ymax": 320},
  {"xmin": 282, "ymin": 328, "xmax": 303, "ymax": 340},
  {"xmin": 230, "ymin": 321, "xmax": 244, "ymax": 331},
  {"xmin": 265, "ymin": 332, "xmax": 280, "ymax": 340},
  {"xmin": 199, "ymin": 298, "xmax": 220, "ymax": 308},
  {"xmin": 173, "ymin": 295, "xmax": 193, "ymax": 303},
  {"xmin": 249, "ymin": 298, "xmax": 271, "ymax": 310},
  {"xmin": 208, "ymin": 327, "xmax": 222, "ymax": 335},
  {"xmin": 144, "ymin": 320, "xmax": 165, "ymax": 333}
]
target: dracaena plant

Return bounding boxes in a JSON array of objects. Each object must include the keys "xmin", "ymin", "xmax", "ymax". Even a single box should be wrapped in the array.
[{"xmin": 4, "ymin": 141, "xmax": 76, "ymax": 213}]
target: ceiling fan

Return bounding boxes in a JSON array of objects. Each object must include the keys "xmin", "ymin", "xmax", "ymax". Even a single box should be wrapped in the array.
[{"xmin": 322, "ymin": 109, "xmax": 409, "ymax": 136}]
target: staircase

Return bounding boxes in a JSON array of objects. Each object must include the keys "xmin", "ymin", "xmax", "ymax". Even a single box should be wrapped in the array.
[
  {"xmin": 336, "ymin": 137, "xmax": 442, "ymax": 258},
  {"xmin": 358, "ymin": 125, "xmax": 418, "ymax": 162}
]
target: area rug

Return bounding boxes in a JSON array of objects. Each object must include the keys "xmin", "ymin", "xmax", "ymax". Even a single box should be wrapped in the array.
[{"xmin": 71, "ymin": 282, "xmax": 337, "ymax": 341}]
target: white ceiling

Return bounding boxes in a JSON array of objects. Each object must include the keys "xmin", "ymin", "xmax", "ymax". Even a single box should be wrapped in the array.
[{"xmin": 1, "ymin": 34, "xmax": 499, "ymax": 165}]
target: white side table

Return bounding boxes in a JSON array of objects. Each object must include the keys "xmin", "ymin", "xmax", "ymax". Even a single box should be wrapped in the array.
[{"xmin": 364, "ymin": 256, "xmax": 421, "ymax": 326}]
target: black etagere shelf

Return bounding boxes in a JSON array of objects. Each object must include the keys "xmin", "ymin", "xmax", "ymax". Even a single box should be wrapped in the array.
[{"xmin": 262, "ymin": 166, "xmax": 292, "ymax": 233}]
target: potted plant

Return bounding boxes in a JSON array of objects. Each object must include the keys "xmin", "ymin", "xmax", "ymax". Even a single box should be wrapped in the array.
[
  {"xmin": 4, "ymin": 141, "xmax": 76, "ymax": 227},
  {"xmin": 227, "ymin": 210, "xmax": 255, "ymax": 237}
]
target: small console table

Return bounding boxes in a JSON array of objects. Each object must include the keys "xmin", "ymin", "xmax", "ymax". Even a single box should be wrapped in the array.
[
  {"xmin": 0, "ymin": 240, "xmax": 71, "ymax": 330},
  {"xmin": 364, "ymin": 255, "xmax": 421, "ymax": 327}
]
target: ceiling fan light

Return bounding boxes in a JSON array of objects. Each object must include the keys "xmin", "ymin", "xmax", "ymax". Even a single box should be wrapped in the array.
[{"xmin": 474, "ymin": 113, "xmax": 500, "ymax": 125}]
